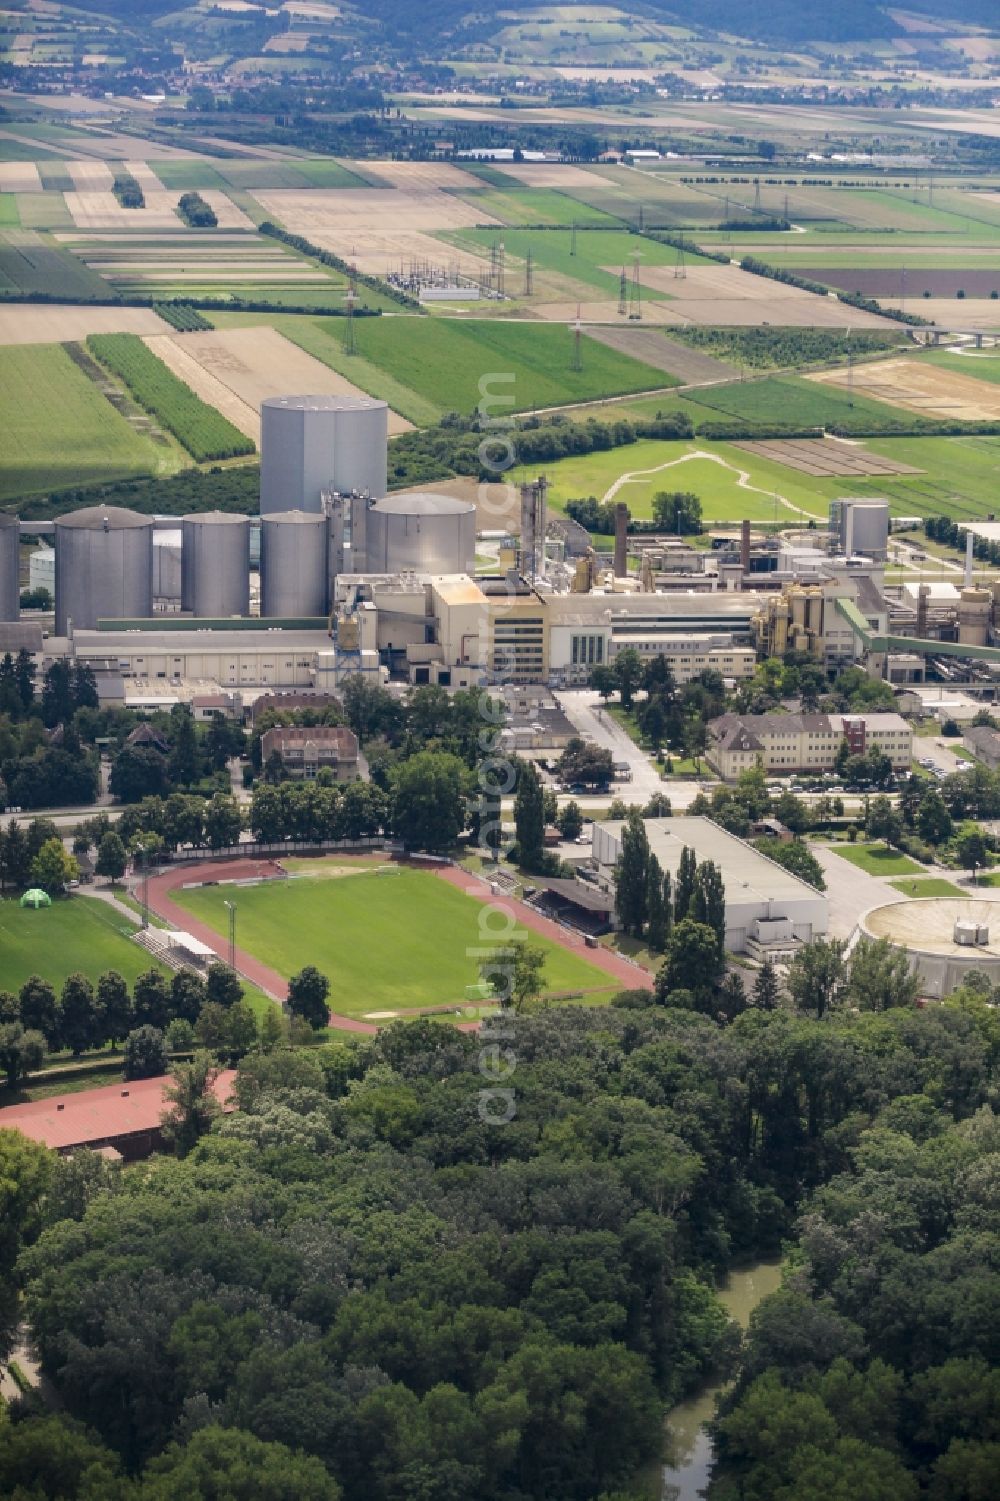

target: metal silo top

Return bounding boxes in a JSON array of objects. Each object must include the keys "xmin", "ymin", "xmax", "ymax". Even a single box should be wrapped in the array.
[
  {"xmin": 55, "ymin": 506, "xmax": 151, "ymax": 530},
  {"xmin": 261, "ymin": 395, "xmax": 387, "ymax": 413},
  {"xmin": 372, "ymin": 493, "xmax": 475, "ymax": 516},
  {"xmin": 264, "ymin": 508, "xmax": 326, "ymax": 524},
  {"xmin": 180, "ymin": 510, "xmax": 248, "ymax": 525}
]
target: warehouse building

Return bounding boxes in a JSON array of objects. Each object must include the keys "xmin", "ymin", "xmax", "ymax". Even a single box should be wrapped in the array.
[{"xmin": 591, "ymin": 815, "xmax": 828, "ymax": 953}]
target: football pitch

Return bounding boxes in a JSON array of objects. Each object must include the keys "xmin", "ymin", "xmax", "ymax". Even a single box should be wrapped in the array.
[{"xmin": 172, "ymin": 866, "xmax": 615, "ymax": 1017}]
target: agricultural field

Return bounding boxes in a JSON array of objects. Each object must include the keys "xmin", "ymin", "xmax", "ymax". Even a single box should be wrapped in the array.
[
  {"xmin": 173, "ymin": 866, "xmax": 613, "ymax": 1018},
  {"xmin": 311, "ymin": 312, "xmax": 674, "ymax": 415},
  {"xmin": 684, "ymin": 373, "xmax": 920, "ymax": 432},
  {"xmin": 0, "ymin": 895, "xmax": 165, "ymax": 993},
  {"xmin": 734, "ymin": 438, "xmax": 922, "ymax": 478},
  {"xmin": 0, "ymin": 342, "xmax": 169, "ymax": 499},
  {"xmin": 0, "ymin": 303, "xmax": 169, "ymax": 345},
  {"xmin": 0, "ymin": 228, "xmax": 106, "ymax": 298},
  {"xmin": 142, "ymin": 324, "xmax": 413, "ymax": 444},
  {"xmin": 796, "ymin": 268, "xmax": 1000, "ymax": 299},
  {"xmin": 810, "ymin": 353, "xmax": 1000, "ymax": 422},
  {"xmin": 87, "ymin": 333, "xmax": 254, "ymax": 461}
]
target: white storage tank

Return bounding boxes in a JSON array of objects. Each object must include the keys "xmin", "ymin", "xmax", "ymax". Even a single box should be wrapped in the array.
[
  {"xmin": 364, "ymin": 492, "xmax": 476, "ymax": 574},
  {"xmin": 259, "ymin": 394, "xmax": 388, "ymax": 514},
  {"xmin": 54, "ymin": 506, "xmax": 153, "ymax": 634},
  {"xmin": 181, "ymin": 512, "xmax": 250, "ymax": 618},
  {"xmin": 260, "ymin": 510, "xmax": 329, "ymax": 618},
  {"xmin": 0, "ymin": 514, "xmax": 20, "ymax": 620}
]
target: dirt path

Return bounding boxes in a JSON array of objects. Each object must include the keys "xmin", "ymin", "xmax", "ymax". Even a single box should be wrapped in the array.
[
  {"xmin": 600, "ymin": 447, "xmax": 818, "ymax": 518},
  {"xmin": 435, "ymin": 866, "xmax": 653, "ymax": 992}
]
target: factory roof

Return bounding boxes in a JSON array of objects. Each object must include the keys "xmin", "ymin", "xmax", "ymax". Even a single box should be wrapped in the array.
[
  {"xmin": 74, "ymin": 628, "xmax": 330, "ymax": 654},
  {"xmin": 596, "ymin": 815, "xmax": 824, "ymax": 907},
  {"xmin": 710, "ymin": 711, "xmax": 909, "ymax": 739},
  {"xmin": 0, "ymin": 623, "xmax": 45, "ymax": 652},
  {"xmin": 432, "ymin": 576, "xmax": 488, "ymax": 606}
]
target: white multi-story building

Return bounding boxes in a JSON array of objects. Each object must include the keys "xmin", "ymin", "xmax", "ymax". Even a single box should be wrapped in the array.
[{"xmin": 707, "ymin": 711, "xmax": 913, "ymax": 780}]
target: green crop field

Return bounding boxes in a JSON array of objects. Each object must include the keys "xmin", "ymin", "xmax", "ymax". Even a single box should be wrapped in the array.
[
  {"xmin": 0, "ymin": 193, "xmax": 18, "ymax": 227},
  {"xmin": 173, "ymin": 866, "xmax": 614, "ymax": 1017},
  {"xmin": 924, "ymin": 350, "xmax": 1000, "ymax": 388},
  {"xmin": 152, "ymin": 160, "xmax": 227, "ymax": 191},
  {"xmin": 688, "ymin": 374, "xmax": 918, "ymax": 433},
  {"xmin": 0, "ymin": 896, "xmax": 166, "ymax": 992},
  {"xmin": 313, "ymin": 312, "xmax": 672, "ymax": 414},
  {"xmin": 832, "ymin": 843, "xmax": 923, "ymax": 876},
  {"xmin": 0, "ymin": 343, "xmax": 165, "ymax": 499},
  {"xmin": 88, "ymin": 333, "xmax": 255, "ymax": 461},
  {"xmin": 458, "ymin": 186, "xmax": 624, "ymax": 228},
  {"xmin": 0, "ymin": 233, "xmax": 107, "ymax": 298}
]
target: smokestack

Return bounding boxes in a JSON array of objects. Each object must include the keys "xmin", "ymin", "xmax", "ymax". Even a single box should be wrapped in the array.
[
  {"xmin": 614, "ymin": 503, "xmax": 629, "ymax": 578},
  {"xmin": 535, "ymin": 476, "xmax": 548, "ymax": 579},
  {"xmin": 740, "ymin": 518, "xmax": 751, "ymax": 574},
  {"xmin": 965, "ymin": 529, "xmax": 974, "ymax": 589},
  {"xmin": 520, "ymin": 483, "xmax": 535, "ymax": 580},
  {"xmin": 917, "ymin": 583, "xmax": 929, "ymax": 639}
]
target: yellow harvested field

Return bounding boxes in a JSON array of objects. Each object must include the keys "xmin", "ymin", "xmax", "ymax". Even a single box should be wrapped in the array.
[
  {"xmin": 94, "ymin": 264, "xmax": 330, "ymax": 282},
  {"xmin": 355, "ymin": 160, "xmax": 485, "ymax": 190},
  {"xmin": 810, "ymin": 354, "xmax": 1000, "ymax": 421},
  {"xmin": 252, "ymin": 187, "xmax": 498, "ymax": 233},
  {"xmin": 142, "ymin": 325, "xmax": 412, "ymax": 443},
  {"xmin": 533, "ymin": 298, "xmax": 680, "ymax": 326},
  {"xmin": 65, "ymin": 159, "xmax": 115, "ymax": 190},
  {"xmin": 631, "ymin": 264, "xmax": 892, "ymax": 328},
  {"xmin": 0, "ymin": 161, "xmax": 42, "ymax": 193},
  {"xmin": 490, "ymin": 162, "xmax": 606, "ymax": 190},
  {"xmin": 0, "ymin": 303, "xmax": 170, "ymax": 345},
  {"xmin": 64, "ymin": 189, "xmax": 254, "ymax": 230},
  {"xmin": 122, "ymin": 159, "xmax": 165, "ymax": 192}
]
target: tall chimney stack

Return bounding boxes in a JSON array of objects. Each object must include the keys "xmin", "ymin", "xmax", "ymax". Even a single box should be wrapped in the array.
[
  {"xmin": 965, "ymin": 529, "xmax": 974, "ymax": 589},
  {"xmin": 614, "ymin": 503, "xmax": 629, "ymax": 578},
  {"xmin": 740, "ymin": 518, "xmax": 751, "ymax": 574}
]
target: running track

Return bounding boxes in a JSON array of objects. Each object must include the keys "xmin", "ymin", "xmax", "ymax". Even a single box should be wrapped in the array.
[{"xmin": 143, "ymin": 856, "xmax": 652, "ymax": 1034}]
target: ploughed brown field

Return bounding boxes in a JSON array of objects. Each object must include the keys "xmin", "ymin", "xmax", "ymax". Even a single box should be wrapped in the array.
[
  {"xmin": 800, "ymin": 268, "xmax": 1000, "ymax": 299},
  {"xmin": 734, "ymin": 437, "xmax": 923, "ymax": 477}
]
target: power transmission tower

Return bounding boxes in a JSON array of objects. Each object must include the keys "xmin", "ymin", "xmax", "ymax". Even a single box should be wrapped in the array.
[
  {"xmin": 497, "ymin": 240, "xmax": 505, "ymax": 299},
  {"xmin": 345, "ymin": 260, "xmax": 358, "ymax": 354},
  {"xmin": 846, "ymin": 328, "xmax": 854, "ymax": 408},
  {"xmin": 674, "ymin": 242, "xmax": 686, "ymax": 279},
  {"xmin": 723, "ymin": 194, "xmax": 730, "ymax": 221},
  {"xmin": 783, "ymin": 192, "xmax": 789, "ymax": 223},
  {"xmin": 753, "ymin": 177, "xmax": 762, "ymax": 215},
  {"xmin": 900, "ymin": 265, "xmax": 907, "ymax": 316},
  {"xmin": 571, "ymin": 303, "xmax": 583, "ymax": 372},
  {"xmin": 628, "ymin": 251, "xmax": 642, "ymax": 320},
  {"xmin": 570, "ymin": 222, "xmax": 578, "ymax": 257},
  {"xmin": 524, "ymin": 247, "xmax": 533, "ymax": 296},
  {"xmin": 637, "ymin": 202, "xmax": 644, "ymax": 231},
  {"xmin": 618, "ymin": 264, "xmax": 628, "ymax": 317}
]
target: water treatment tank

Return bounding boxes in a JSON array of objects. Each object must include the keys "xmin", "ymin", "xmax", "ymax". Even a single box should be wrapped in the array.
[
  {"xmin": 0, "ymin": 514, "xmax": 19, "ymax": 621},
  {"xmin": 181, "ymin": 511, "xmax": 250, "ymax": 618},
  {"xmin": 260, "ymin": 510, "xmax": 329, "ymax": 618},
  {"xmin": 54, "ymin": 506, "xmax": 153, "ymax": 635},
  {"xmin": 365, "ymin": 492, "xmax": 476, "ymax": 575},
  {"xmin": 259, "ymin": 395, "xmax": 389, "ymax": 514}
]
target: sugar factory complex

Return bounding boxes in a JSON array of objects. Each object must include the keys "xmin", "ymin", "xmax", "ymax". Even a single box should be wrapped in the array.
[{"xmin": 6, "ymin": 396, "xmax": 1000, "ymax": 722}]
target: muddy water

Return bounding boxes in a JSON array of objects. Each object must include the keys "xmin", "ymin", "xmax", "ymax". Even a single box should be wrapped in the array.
[{"xmin": 656, "ymin": 1261, "xmax": 784, "ymax": 1501}]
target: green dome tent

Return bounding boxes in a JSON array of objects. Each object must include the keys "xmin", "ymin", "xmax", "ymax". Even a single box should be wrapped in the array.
[{"xmin": 20, "ymin": 888, "xmax": 52, "ymax": 908}]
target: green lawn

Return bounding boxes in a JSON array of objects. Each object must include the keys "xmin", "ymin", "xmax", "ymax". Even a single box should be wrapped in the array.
[
  {"xmin": 0, "ymin": 343, "xmax": 167, "ymax": 499},
  {"xmin": 312, "ymin": 313, "xmax": 673, "ymax": 416},
  {"xmin": 832, "ymin": 844, "xmax": 923, "ymax": 876},
  {"xmin": 524, "ymin": 435, "xmax": 831, "ymax": 523},
  {"xmin": 0, "ymin": 895, "xmax": 166, "ymax": 992},
  {"xmin": 888, "ymin": 877, "xmax": 966, "ymax": 898},
  {"xmin": 173, "ymin": 866, "xmax": 614, "ymax": 1018}
]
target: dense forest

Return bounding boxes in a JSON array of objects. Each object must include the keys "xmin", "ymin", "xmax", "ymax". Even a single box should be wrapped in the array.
[{"xmin": 1, "ymin": 987, "xmax": 997, "ymax": 1499}]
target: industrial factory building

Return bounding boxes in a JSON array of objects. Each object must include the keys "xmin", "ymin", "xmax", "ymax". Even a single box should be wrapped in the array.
[{"xmin": 592, "ymin": 815, "xmax": 828, "ymax": 954}]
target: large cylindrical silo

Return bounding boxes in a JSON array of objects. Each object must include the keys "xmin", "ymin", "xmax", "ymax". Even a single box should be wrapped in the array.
[
  {"xmin": 54, "ymin": 506, "xmax": 153, "ymax": 634},
  {"xmin": 365, "ymin": 492, "xmax": 476, "ymax": 575},
  {"xmin": 259, "ymin": 394, "xmax": 389, "ymax": 515},
  {"xmin": 260, "ymin": 509, "xmax": 329, "ymax": 618},
  {"xmin": 181, "ymin": 511, "xmax": 250, "ymax": 618},
  {"xmin": 0, "ymin": 514, "xmax": 19, "ymax": 621}
]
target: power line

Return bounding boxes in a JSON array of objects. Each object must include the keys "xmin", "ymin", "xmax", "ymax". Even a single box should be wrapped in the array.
[
  {"xmin": 524, "ymin": 247, "xmax": 533, "ymax": 297},
  {"xmin": 570, "ymin": 222, "xmax": 577, "ymax": 257},
  {"xmin": 618, "ymin": 264, "xmax": 628, "ymax": 317},
  {"xmin": 628, "ymin": 250, "xmax": 642, "ymax": 320},
  {"xmin": 571, "ymin": 303, "xmax": 583, "ymax": 372}
]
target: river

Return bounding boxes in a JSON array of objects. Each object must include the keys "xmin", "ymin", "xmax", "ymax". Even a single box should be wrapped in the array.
[{"xmin": 653, "ymin": 1260, "xmax": 784, "ymax": 1501}]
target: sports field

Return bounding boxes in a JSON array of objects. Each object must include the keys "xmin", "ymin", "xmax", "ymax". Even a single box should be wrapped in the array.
[
  {"xmin": 0, "ymin": 896, "xmax": 165, "ymax": 992},
  {"xmin": 0, "ymin": 342, "xmax": 165, "ymax": 498},
  {"xmin": 172, "ymin": 866, "xmax": 614, "ymax": 1017}
]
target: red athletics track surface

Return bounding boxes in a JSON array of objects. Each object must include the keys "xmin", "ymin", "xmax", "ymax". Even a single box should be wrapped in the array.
[{"xmin": 144, "ymin": 857, "xmax": 652, "ymax": 1034}]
